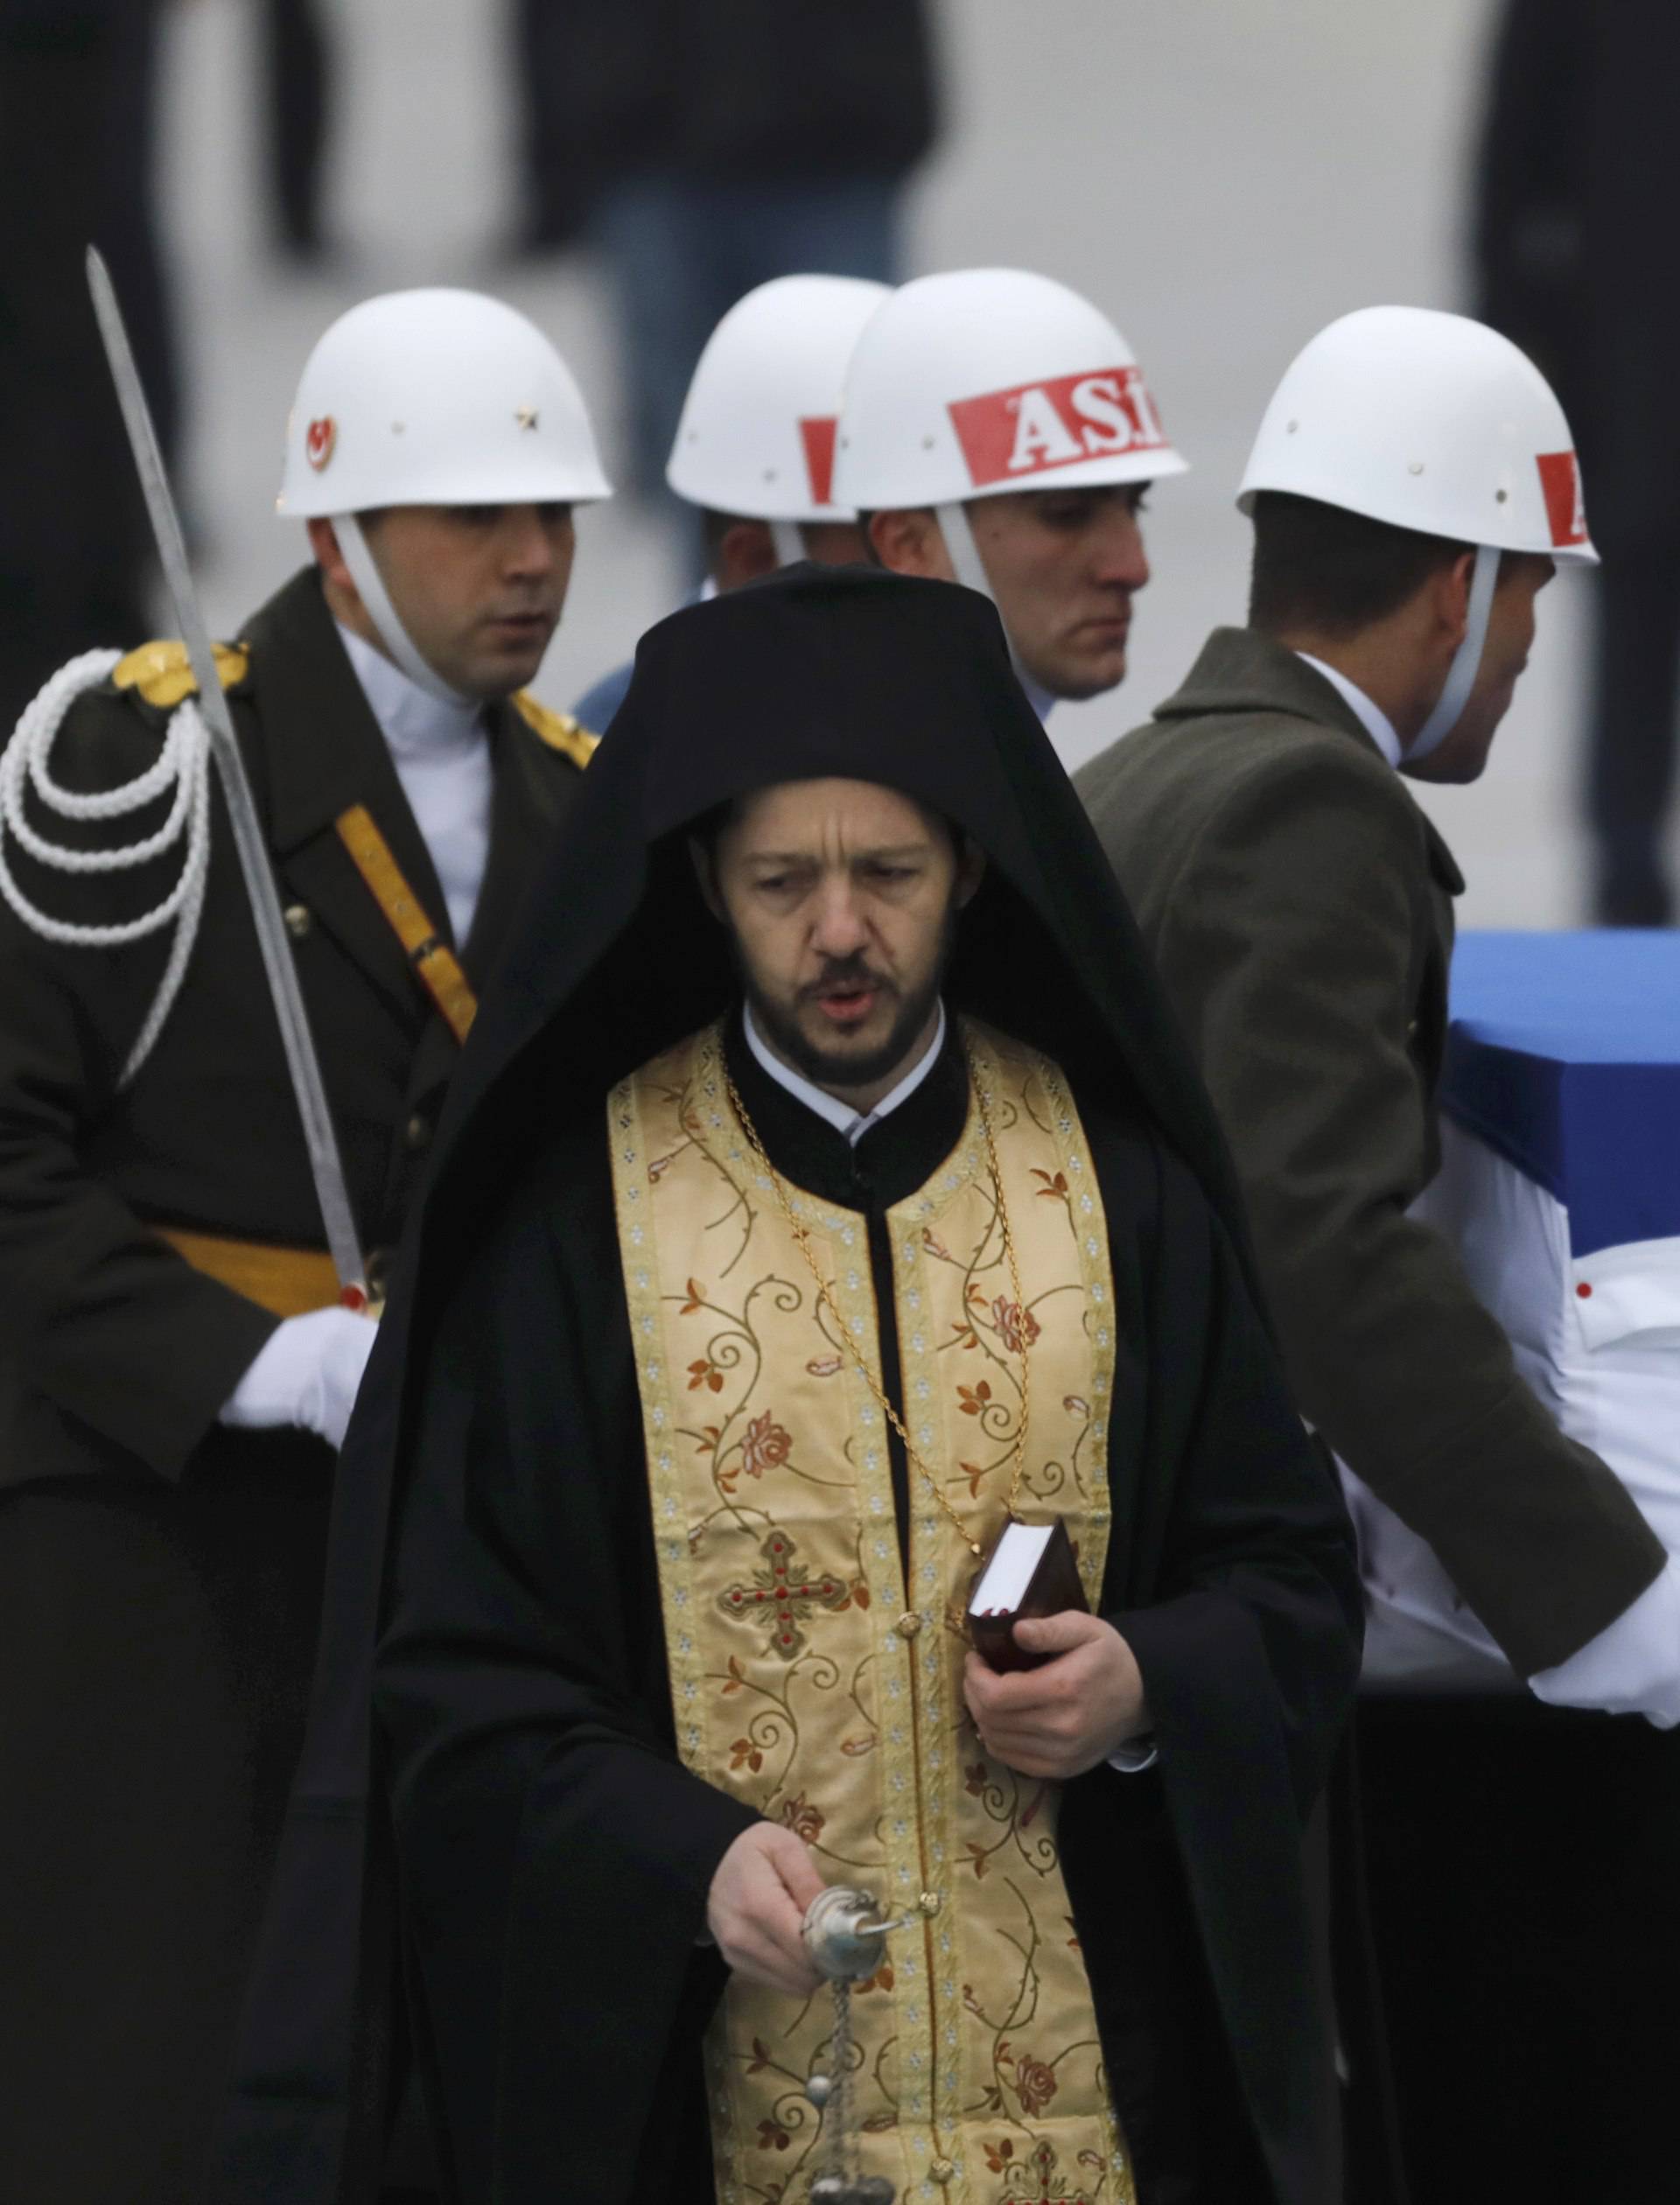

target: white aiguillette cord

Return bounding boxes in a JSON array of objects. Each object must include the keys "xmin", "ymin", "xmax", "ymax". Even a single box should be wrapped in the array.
[{"xmin": 0, "ymin": 649, "xmax": 212, "ymax": 1086}]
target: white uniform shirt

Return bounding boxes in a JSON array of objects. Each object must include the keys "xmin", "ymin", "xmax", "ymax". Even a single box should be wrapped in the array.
[
  {"xmin": 337, "ymin": 623, "xmax": 494, "ymax": 947},
  {"xmin": 1295, "ymin": 651, "xmax": 1680, "ymax": 1723}
]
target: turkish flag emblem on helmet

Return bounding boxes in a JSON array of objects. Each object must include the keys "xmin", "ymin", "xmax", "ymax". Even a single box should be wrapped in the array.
[
  {"xmin": 304, "ymin": 416, "xmax": 337, "ymax": 472},
  {"xmin": 1536, "ymin": 450, "xmax": 1587, "ymax": 548},
  {"xmin": 948, "ymin": 366, "xmax": 1169, "ymax": 489}
]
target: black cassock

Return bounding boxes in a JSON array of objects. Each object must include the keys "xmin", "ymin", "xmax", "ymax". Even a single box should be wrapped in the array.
[
  {"xmin": 219, "ymin": 565, "xmax": 1358, "ymax": 2205},
  {"xmin": 381, "ymin": 1020, "xmax": 1357, "ymax": 2205}
]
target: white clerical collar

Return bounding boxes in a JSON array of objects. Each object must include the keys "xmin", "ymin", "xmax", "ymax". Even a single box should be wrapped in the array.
[
  {"xmin": 743, "ymin": 1001, "xmax": 948, "ymax": 1147},
  {"xmin": 337, "ymin": 621, "xmax": 485, "ymax": 760},
  {"xmin": 1296, "ymin": 652, "xmax": 1404, "ymax": 771}
]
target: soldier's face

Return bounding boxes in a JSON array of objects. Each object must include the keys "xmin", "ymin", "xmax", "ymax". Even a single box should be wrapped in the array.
[
  {"xmin": 1403, "ymin": 553, "xmax": 1555, "ymax": 786},
  {"xmin": 698, "ymin": 779, "xmax": 984, "ymax": 1106},
  {"xmin": 871, "ymin": 486, "xmax": 1150, "ymax": 702},
  {"xmin": 360, "ymin": 502, "xmax": 575, "ymax": 698}
]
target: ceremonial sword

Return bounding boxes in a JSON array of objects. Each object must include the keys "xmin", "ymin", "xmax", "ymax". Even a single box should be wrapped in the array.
[{"xmin": 86, "ymin": 246, "xmax": 370, "ymax": 1308}]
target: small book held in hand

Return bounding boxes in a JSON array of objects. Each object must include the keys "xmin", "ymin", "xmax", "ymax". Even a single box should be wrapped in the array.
[{"xmin": 967, "ymin": 1516, "xmax": 1088, "ymax": 1673}]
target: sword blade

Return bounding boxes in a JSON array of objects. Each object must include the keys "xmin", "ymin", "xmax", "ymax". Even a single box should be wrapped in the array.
[{"xmin": 86, "ymin": 246, "xmax": 368, "ymax": 1304}]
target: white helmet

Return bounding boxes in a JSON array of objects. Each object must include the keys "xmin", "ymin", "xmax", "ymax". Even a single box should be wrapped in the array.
[
  {"xmin": 278, "ymin": 289, "xmax": 610, "ymax": 703},
  {"xmin": 278, "ymin": 288, "xmax": 611, "ymax": 518},
  {"xmin": 833, "ymin": 270, "xmax": 1185, "ymax": 698},
  {"xmin": 1240, "ymin": 304, "xmax": 1592, "ymax": 759},
  {"xmin": 833, "ymin": 268, "xmax": 1186, "ymax": 512},
  {"xmin": 666, "ymin": 274, "xmax": 891, "ymax": 560},
  {"xmin": 1240, "ymin": 304, "xmax": 1593, "ymax": 564}
]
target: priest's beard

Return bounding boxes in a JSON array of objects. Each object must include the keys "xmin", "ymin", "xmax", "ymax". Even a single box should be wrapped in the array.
[{"xmin": 738, "ymin": 912, "xmax": 956, "ymax": 1098}]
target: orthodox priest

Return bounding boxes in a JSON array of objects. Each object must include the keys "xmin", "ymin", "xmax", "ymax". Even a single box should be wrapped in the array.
[{"xmin": 225, "ymin": 567, "xmax": 1359, "ymax": 2205}]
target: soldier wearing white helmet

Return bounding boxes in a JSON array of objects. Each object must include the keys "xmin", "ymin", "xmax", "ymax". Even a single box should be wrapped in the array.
[
  {"xmin": 833, "ymin": 267, "xmax": 1187, "ymax": 714},
  {"xmin": 281, "ymin": 285, "xmax": 611, "ymax": 704},
  {"xmin": 573, "ymin": 272, "xmax": 887, "ymax": 732},
  {"xmin": 1079, "ymin": 306, "xmax": 1678, "ymax": 2202},
  {"xmin": 0, "ymin": 288, "xmax": 607, "ymax": 2205}
]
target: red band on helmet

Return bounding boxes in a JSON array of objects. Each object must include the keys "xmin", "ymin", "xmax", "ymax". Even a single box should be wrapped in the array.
[
  {"xmin": 799, "ymin": 416, "xmax": 838, "ymax": 508},
  {"xmin": 1536, "ymin": 450, "xmax": 1587, "ymax": 547},
  {"xmin": 948, "ymin": 366, "xmax": 1167, "ymax": 489}
]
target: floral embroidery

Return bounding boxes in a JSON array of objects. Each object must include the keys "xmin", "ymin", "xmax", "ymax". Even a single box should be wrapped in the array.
[
  {"xmin": 740, "ymin": 1410, "xmax": 794, "ymax": 1479},
  {"xmin": 777, "ymin": 1792, "xmax": 826, "ymax": 1843},
  {"xmin": 993, "ymin": 1297, "xmax": 1042, "ymax": 1354},
  {"xmin": 998, "ymin": 2138, "xmax": 1106, "ymax": 2202},
  {"xmin": 1012, "ymin": 2052, "xmax": 1058, "ymax": 2118}
]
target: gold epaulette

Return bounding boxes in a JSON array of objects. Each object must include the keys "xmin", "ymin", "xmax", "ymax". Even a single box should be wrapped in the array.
[
  {"xmin": 113, "ymin": 638, "xmax": 250, "ymax": 710},
  {"xmin": 511, "ymin": 690, "xmax": 598, "ymax": 769}
]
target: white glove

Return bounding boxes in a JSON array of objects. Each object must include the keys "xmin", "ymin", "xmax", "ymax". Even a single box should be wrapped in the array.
[
  {"xmin": 220, "ymin": 1306, "xmax": 378, "ymax": 1450},
  {"xmin": 1528, "ymin": 1553, "xmax": 1680, "ymax": 1730}
]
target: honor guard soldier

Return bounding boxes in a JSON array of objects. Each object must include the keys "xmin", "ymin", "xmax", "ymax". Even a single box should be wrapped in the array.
[
  {"xmin": 832, "ymin": 268, "xmax": 1187, "ymax": 718},
  {"xmin": 1077, "ymin": 307, "xmax": 1680, "ymax": 2204},
  {"xmin": 0, "ymin": 287, "xmax": 609, "ymax": 2205},
  {"xmin": 572, "ymin": 272, "xmax": 889, "ymax": 733}
]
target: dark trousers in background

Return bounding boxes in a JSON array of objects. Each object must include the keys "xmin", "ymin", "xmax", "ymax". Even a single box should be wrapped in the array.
[
  {"xmin": 589, "ymin": 174, "xmax": 900, "ymax": 565},
  {"xmin": 1587, "ymin": 542, "xmax": 1680, "ymax": 926},
  {"xmin": 262, "ymin": 0, "xmax": 330, "ymax": 254},
  {"xmin": 0, "ymin": 0, "xmax": 176, "ymax": 734},
  {"xmin": 0, "ymin": 1452, "xmax": 332, "ymax": 2205},
  {"xmin": 1354, "ymin": 1695, "xmax": 1680, "ymax": 2205}
]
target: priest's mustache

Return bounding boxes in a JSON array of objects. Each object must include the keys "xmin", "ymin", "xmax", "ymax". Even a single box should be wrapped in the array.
[{"xmin": 799, "ymin": 958, "xmax": 895, "ymax": 1003}]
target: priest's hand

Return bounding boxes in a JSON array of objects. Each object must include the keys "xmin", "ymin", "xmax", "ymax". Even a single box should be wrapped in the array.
[
  {"xmin": 707, "ymin": 1824, "xmax": 827, "ymax": 1997},
  {"xmin": 963, "ymin": 1613, "xmax": 1151, "ymax": 1779}
]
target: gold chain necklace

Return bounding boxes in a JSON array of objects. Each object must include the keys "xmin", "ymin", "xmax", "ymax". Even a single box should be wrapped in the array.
[{"xmin": 722, "ymin": 1046, "xmax": 1031, "ymax": 1560}]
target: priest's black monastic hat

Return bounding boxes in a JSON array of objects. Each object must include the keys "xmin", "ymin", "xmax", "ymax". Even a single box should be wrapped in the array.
[
  {"xmin": 433, "ymin": 561, "xmax": 1252, "ymax": 1273},
  {"xmin": 219, "ymin": 563, "xmax": 1263, "ymax": 2200}
]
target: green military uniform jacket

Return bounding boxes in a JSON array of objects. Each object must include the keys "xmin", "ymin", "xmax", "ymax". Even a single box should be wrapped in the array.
[
  {"xmin": 1075, "ymin": 626, "xmax": 1662, "ymax": 1678},
  {"xmin": 0, "ymin": 564, "xmax": 593, "ymax": 2205}
]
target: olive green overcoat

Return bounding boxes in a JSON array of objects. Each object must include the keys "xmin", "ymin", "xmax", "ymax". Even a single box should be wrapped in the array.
[{"xmin": 1076, "ymin": 626, "xmax": 1662, "ymax": 1678}]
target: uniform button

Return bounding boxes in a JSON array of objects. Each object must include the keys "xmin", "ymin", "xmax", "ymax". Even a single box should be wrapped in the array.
[
  {"xmin": 1406, "ymin": 1018, "xmax": 1420, "ymax": 1039},
  {"xmin": 364, "ymin": 1246, "xmax": 392, "ymax": 1296},
  {"xmin": 284, "ymin": 902, "xmax": 312, "ymax": 939},
  {"xmin": 929, "ymin": 2159, "xmax": 956, "ymax": 2184},
  {"xmin": 404, "ymin": 1112, "xmax": 431, "ymax": 1152},
  {"xmin": 918, "ymin": 1889, "xmax": 942, "ymax": 1918},
  {"xmin": 896, "ymin": 1611, "xmax": 922, "ymax": 1640}
]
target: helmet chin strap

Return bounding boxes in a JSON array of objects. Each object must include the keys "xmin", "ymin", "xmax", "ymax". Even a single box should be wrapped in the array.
[
  {"xmin": 333, "ymin": 514, "xmax": 475, "ymax": 708},
  {"xmin": 934, "ymin": 500, "xmax": 1055, "ymax": 722},
  {"xmin": 768, "ymin": 519, "xmax": 806, "ymax": 568},
  {"xmin": 1406, "ymin": 543, "xmax": 1501, "ymax": 764}
]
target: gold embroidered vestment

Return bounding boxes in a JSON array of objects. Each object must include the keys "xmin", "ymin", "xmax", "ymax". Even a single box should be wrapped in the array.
[{"xmin": 611, "ymin": 1018, "xmax": 1136, "ymax": 2205}]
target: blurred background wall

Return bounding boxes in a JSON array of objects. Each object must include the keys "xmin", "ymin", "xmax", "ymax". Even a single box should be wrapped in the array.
[{"xmin": 136, "ymin": 0, "xmax": 1599, "ymax": 920}]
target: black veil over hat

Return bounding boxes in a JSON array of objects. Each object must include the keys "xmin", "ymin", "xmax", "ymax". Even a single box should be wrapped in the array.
[{"xmin": 220, "ymin": 563, "xmax": 1264, "ymax": 2198}]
